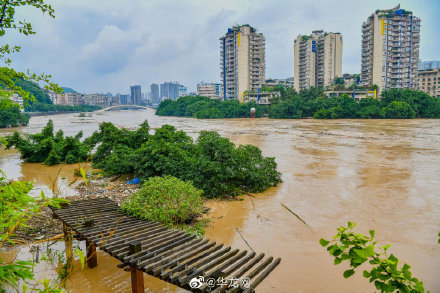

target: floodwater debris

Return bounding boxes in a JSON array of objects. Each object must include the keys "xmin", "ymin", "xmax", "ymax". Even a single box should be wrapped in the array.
[
  {"xmin": 235, "ymin": 227, "xmax": 255, "ymax": 252},
  {"xmin": 281, "ymin": 203, "xmax": 311, "ymax": 227}
]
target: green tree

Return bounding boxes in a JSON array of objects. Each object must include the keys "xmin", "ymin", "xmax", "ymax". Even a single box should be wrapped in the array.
[
  {"xmin": 1, "ymin": 0, "xmax": 62, "ymax": 110},
  {"xmin": 5, "ymin": 120, "xmax": 90, "ymax": 164},
  {"xmin": 383, "ymin": 101, "xmax": 416, "ymax": 119}
]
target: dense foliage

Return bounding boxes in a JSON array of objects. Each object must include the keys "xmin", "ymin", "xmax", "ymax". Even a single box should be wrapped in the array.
[
  {"xmin": 12, "ymin": 78, "xmax": 52, "ymax": 104},
  {"xmin": 86, "ymin": 120, "xmax": 282, "ymax": 198},
  {"xmin": 25, "ymin": 102, "xmax": 100, "ymax": 113},
  {"xmin": 0, "ymin": 170, "xmax": 66, "ymax": 292},
  {"xmin": 157, "ymin": 88, "xmax": 440, "ymax": 120},
  {"xmin": 121, "ymin": 176, "xmax": 204, "ymax": 233},
  {"xmin": 320, "ymin": 222, "xmax": 426, "ymax": 292},
  {"xmin": 156, "ymin": 96, "xmax": 268, "ymax": 118},
  {"xmin": 0, "ymin": 99, "xmax": 29, "ymax": 127},
  {"xmin": 269, "ymin": 87, "xmax": 440, "ymax": 119},
  {"xmin": 5, "ymin": 120, "xmax": 90, "ymax": 165}
]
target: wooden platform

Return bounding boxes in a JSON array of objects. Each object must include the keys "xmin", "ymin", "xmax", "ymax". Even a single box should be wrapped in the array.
[{"xmin": 51, "ymin": 198, "xmax": 280, "ymax": 292}]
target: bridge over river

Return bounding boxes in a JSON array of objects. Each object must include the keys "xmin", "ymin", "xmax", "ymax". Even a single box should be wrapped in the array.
[{"xmin": 96, "ymin": 105, "xmax": 156, "ymax": 112}]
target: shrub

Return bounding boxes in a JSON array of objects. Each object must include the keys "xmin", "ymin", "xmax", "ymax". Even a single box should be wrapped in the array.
[
  {"xmin": 5, "ymin": 120, "xmax": 91, "ymax": 165},
  {"xmin": 383, "ymin": 101, "xmax": 416, "ymax": 119},
  {"xmin": 121, "ymin": 176, "xmax": 204, "ymax": 233}
]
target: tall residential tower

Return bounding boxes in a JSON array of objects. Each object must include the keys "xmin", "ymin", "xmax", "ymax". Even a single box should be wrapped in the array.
[
  {"xmin": 360, "ymin": 5, "xmax": 421, "ymax": 93},
  {"xmin": 220, "ymin": 25, "xmax": 265, "ymax": 101},
  {"xmin": 130, "ymin": 85, "xmax": 141, "ymax": 105},
  {"xmin": 294, "ymin": 30, "xmax": 343, "ymax": 91}
]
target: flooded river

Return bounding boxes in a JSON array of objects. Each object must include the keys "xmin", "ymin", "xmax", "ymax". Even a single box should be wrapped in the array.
[{"xmin": 1, "ymin": 110, "xmax": 439, "ymax": 292}]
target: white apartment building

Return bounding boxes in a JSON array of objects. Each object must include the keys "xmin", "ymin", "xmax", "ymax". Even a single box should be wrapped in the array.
[
  {"xmin": 220, "ymin": 24, "xmax": 266, "ymax": 101},
  {"xmin": 360, "ymin": 5, "xmax": 421, "ymax": 94},
  {"xmin": 294, "ymin": 30, "xmax": 343, "ymax": 91}
]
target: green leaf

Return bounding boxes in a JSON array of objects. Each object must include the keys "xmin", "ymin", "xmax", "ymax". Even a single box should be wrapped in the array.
[
  {"xmin": 354, "ymin": 245, "xmax": 375, "ymax": 258},
  {"xmin": 343, "ymin": 269, "xmax": 355, "ymax": 278},
  {"xmin": 369, "ymin": 230, "xmax": 375, "ymax": 238},
  {"xmin": 362, "ymin": 270, "xmax": 370, "ymax": 278},
  {"xmin": 319, "ymin": 238, "xmax": 330, "ymax": 247},
  {"xmin": 334, "ymin": 257, "xmax": 342, "ymax": 265}
]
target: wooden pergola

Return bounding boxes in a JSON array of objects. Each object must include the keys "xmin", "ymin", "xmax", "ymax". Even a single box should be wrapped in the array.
[{"xmin": 51, "ymin": 198, "xmax": 280, "ymax": 292}]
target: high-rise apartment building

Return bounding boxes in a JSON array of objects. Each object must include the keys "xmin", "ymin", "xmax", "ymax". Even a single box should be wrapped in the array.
[
  {"xmin": 160, "ymin": 82, "xmax": 181, "ymax": 100},
  {"xmin": 360, "ymin": 5, "xmax": 421, "ymax": 93},
  {"xmin": 150, "ymin": 84, "xmax": 160, "ymax": 104},
  {"xmin": 220, "ymin": 24, "xmax": 265, "ymax": 101},
  {"xmin": 294, "ymin": 30, "xmax": 343, "ymax": 91},
  {"xmin": 130, "ymin": 85, "xmax": 142, "ymax": 105}
]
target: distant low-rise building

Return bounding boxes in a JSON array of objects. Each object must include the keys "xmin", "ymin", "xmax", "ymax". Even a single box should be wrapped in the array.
[
  {"xmin": 84, "ymin": 93, "xmax": 109, "ymax": 107},
  {"xmin": 342, "ymin": 74, "xmax": 360, "ymax": 88},
  {"xmin": 324, "ymin": 89, "xmax": 377, "ymax": 101},
  {"xmin": 63, "ymin": 92, "xmax": 84, "ymax": 106},
  {"xmin": 418, "ymin": 68, "xmax": 440, "ymax": 98},
  {"xmin": 197, "ymin": 82, "xmax": 223, "ymax": 99},
  {"xmin": 242, "ymin": 90, "xmax": 281, "ymax": 104},
  {"xmin": 264, "ymin": 78, "xmax": 294, "ymax": 88},
  {"xmin": 179, "ymin": 85, "xmax": 187, "ymax": 97},
  {"xmin": 47, "ymin": 90, "xmax": 62, "ymax": 105},
  {"xmin": 10, "ymin": 93, "xmax": 24, "ymax": 109}
]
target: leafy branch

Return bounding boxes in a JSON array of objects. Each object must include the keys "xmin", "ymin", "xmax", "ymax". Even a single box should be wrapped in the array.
[{"xmin": 320, "ymin": 222, "xmax": 426, "ymax": 292}]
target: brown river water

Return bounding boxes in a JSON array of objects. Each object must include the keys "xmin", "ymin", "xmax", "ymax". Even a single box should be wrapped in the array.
[{"xmin": 0, "ymin": 110, "xmax": 439, "ymax": 292}]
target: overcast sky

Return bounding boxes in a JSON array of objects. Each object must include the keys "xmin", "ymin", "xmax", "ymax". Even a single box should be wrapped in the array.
[{"xmin": 4, "ymin": 0, "xmax": 440, "ymax": 94}]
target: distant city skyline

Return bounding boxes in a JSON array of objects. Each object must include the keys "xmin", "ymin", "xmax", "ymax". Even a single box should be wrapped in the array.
[{"xmin": 5, "ymin": 0, "xmax": 439, "ymax": 93}]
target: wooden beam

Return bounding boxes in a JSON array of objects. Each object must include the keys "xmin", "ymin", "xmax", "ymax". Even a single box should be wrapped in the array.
[
  {"xmin": 63, "ymin": 223, "xmax": 73, "ymax": 273},
  {"xmin": 87, "ymin": 240, "xmax": 98, "ymax": 268},
  {"xmin": 129, "ymin": 241, "xmax": 144, "ymax": 293}
]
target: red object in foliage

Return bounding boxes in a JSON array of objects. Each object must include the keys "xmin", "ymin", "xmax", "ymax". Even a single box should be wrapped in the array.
[{"xmin": 250, "ymin": 107, "xmax": 256, "ymax": 119}]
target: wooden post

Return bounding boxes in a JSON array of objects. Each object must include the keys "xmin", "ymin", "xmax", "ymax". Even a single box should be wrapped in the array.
[
  {"xmin": 86, "ymin": 240, "xmax": 98, "ymax": 268},
  {"xmin": 63, "ymin": 223, "xmax": 73, "ymax": 273},
  {"xmin": 84, "ymin": 217, "xmax": 97, "ymax": 268},
  {"xmin": 129, "ymin": 241, "xmax": 144, "ymax": 293}
]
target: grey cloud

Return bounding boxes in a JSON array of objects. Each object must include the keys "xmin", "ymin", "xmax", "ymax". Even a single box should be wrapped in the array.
[{"xmin": 4, "ymin": 0, "xmax": 439, "ymax": 94}]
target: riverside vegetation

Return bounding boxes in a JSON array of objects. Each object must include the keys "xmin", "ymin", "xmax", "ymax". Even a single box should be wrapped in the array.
[
  {"xmin": 5, "ymin": 120, "xmax": 282, "ymax": 198},
  {"xmin": 156, "ymin": 87, "xmax": 440, "ymax": 119}
]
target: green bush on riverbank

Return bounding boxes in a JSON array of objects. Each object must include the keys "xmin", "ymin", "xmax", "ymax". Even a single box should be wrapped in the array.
[
  {"xmin": 5, "ymin": 120, "xmax": 90, "ymax": 165},
  {"xmin": 121, "ymin": 176, "xmax": 205, "ymax": 235}
]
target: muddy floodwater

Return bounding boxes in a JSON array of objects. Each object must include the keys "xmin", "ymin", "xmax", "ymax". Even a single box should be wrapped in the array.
[{"xmin": 1, "ymin": 110, "xmax": 439, "ymax": 292}]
